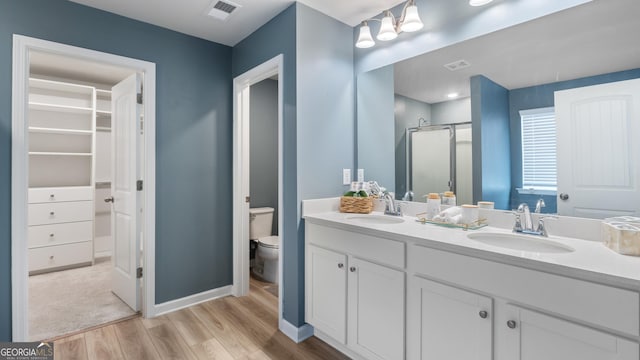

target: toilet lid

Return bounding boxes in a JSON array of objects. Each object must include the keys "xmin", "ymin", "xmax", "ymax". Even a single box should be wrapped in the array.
[{"xmin": 258, "ymin": 236, "xmax": 279, "ymax": 248}]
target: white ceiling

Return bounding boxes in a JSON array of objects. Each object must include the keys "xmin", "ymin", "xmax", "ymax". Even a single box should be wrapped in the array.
[
  {"xmin": 68, "ymin": 0, "xmax": 405, "ymax": 46},
  {"xmin": 394, "ymin": 0, "xmax": 640, "ymax": 104}
]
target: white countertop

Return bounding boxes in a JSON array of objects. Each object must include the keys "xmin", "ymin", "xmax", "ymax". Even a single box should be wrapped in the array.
[{"xmin": 304, "ymin": 209, "xmax": 640, "ymax": 291}]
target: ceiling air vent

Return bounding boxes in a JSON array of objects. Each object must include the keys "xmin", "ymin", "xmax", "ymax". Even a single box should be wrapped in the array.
[
  {"xmin": 444, "ymin": 60, "xmax": 471, "ymax": 71},
  {"xmin": 206, "ymin": 0, "xmax": 241, "ymax": 21}
]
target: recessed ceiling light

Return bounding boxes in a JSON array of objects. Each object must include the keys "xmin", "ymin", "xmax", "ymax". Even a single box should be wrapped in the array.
[{"xmin": 447, "ymin": 93, "xmax": 459, "ymax": 99}]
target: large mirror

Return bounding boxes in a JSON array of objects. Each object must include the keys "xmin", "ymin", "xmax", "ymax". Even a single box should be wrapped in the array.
[{"xmin": 357, "ymin": 0, "xmax": 640, "ymax": 218}]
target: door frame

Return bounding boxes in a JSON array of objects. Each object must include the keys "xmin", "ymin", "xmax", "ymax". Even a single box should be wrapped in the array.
[
  {"xmin": 11, "ymin": 35, "xmax": 157, "ymax": 341},
  {"xmin": 232, "ymin": 55, "xmax": 283, "ymax": 320}
]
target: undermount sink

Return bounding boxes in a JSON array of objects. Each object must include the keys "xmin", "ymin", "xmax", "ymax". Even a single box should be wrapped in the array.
[
  {"xmin": 346, "ymin": 214, "xmax": 405, "ymax": 225},
  {"xmin": 467, "ymin": 232, "xmax": 575, "ymax": 254}
]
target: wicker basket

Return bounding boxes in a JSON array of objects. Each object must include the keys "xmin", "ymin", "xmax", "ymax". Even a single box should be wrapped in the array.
[{"xmin": 339, "ymin": 196, "xmax": 373, "ymax": 214}]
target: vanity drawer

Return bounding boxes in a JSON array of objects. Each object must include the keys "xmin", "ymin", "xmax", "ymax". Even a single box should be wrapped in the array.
[
  {"xmin": 29, "ymin": 241, "xmax": 92, "ymax": 273},
  {"xmin": 28, "ymin": 201, "xmax": 93, "ymax": 226},
  {"xmin": 409, "ymin": 245, "xmax": 640, "ymax": 337},
  {"xmin": 28, "ymin": 221, "xmax": 93, "ymax": 248},
  {"xmin": 29, "ymin": 186, "xmax": 93, "ymax": 203},
  {"xmin": 307, "ymin": 223, "xmax": 405, "ymax": 269}
]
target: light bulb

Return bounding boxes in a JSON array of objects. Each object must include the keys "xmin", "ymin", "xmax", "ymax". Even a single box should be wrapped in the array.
[
  {"xmin": 469, "ymin": 0, "xmax": 493, "ymax": 6},
  {"xmin": 401, "ymin": 4, "xmax": 423, "ymax": 32},
  {"xmin": 377, "ymin": 11, "xmax": 398, "ymax": 41},
  {"xmin": 356, "ymin": 22, "xmax": 375, "ymax": 48}
]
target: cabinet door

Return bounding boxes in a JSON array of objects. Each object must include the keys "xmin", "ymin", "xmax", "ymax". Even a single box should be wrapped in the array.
[
  {"xmin": 407, "ymin": 276, "xmax": 493, "ymax": 360},
  {"xmin": 503, "ymin": 305, "xmax": 639, "ymax": 360},
  {"xmin": 348, "ymin": 257, "xmax": 405, "ymax": 360},
  {"xmin": 306, "ymin": 245, "xmax": 347, "ymax": 343}
]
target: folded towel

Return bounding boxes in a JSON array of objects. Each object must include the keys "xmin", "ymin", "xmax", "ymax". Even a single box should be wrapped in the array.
[{"xmin": 433, "ymin": 206, "xmax": 463, "ymax": 224}]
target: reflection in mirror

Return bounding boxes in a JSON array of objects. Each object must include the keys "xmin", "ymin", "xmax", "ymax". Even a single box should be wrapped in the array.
[{"xmin": 356, "ymin": 0, "xmax": 640, "ymax": 218}]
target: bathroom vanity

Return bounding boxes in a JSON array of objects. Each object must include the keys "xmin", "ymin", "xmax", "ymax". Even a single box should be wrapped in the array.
[{"xmin": 303, "ymin": 199, "xmax": 640, "ymax": 360}]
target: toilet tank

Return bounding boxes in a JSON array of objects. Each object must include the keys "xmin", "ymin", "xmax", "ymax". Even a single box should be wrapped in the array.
[{"xmin": 249, "ymin": 207, "xmax": 274, "ymax": 240}]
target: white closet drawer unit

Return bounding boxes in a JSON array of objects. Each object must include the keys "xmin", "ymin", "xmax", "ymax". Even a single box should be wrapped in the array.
[
  {"xmin": 29, "ymin": 241, "xmax": 92, "ymax": 272},
  {"xmin": 29, "ymin": 186, "xmax": 93, "ymax": 203},
  {"xmin": 28, "ymin": 221, "xmax": 93, "ymax": 248},
  {"xmin": 28, "ymin": 201, "xmax": 93, "ymax": 226}
]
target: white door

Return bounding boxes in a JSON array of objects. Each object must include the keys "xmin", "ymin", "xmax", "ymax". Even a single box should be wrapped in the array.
[
  {"xmin": 407, "ymin": 276, "xmax": 492, "ymax": 360},
  {"xmin": 347, "ymin": 257, "xmax": 405, "ymax": 360},
  {"xmin": 110, "ymin": 73, "xmax": 141, "ymax": 311},
  {"xmin": 555, "ymin": 79, "xmax": 640, "ymax": 218},
  {"xmin": 305, "ymin": 245, "xmax": 348, "ymax": 343},
  {"xmin": 503, "ymin": 305, "xmax": 639, "ymax": 360}
]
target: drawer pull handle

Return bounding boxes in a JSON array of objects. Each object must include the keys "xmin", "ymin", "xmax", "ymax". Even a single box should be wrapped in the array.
[
  {"xmin": 507, "ymin": 320, "xmax": 517, "ymax": 329},
  {"xmin": 104, "ymin": 197, "xmax": 114, "ymax": 203},
  {"xmin": 49, "ymin": 211, "xmax": 55, "ymax": 216},
  {"xmin": 49, "ymin": 233, "xmax": 54, "ymax": 237},
  {"xmin": 49, "ymin": 256, "xmax": 54, "ymax": 260},
  {"xmin": 479, "ymin": 311, "xmax": 488, "ymax": 319},
  {"xmin": 349, "ymin": 267, "xmax": 356, "ymax": 273},
  {"xmin": 337, "ymin": 263, "xmax": 344, "ymax": 269},
  {"xmin": 49, "ymin": 194, "xmax": 55, "ymax": 199}
]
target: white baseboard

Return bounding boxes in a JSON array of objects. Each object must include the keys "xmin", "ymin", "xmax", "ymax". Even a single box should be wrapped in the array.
[
  {"xmin": 279, "ymin": 319, "xmax": 314, "ymax": 343},
  {"xmin": 151, "ymin": 285, "xmax": 232, "ymax": 317}
]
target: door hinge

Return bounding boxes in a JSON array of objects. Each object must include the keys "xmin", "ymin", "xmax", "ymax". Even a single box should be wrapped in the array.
[
  {"xmin": 137, "ymin": 180, "xmax": 143, "ymax": 191},
  {"xmin": 137, "ymin": 93, "xmax": 143, "ymax": 104},
  {"xmin": 136, "ymin": 267, "xmax": 143, "ymax": 278}
]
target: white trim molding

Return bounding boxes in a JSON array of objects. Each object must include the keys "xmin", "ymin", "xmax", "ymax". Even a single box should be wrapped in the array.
[
  {"xmin": 279, "ymin": 319, "xmax": 314, "ymax": 343},
  {"xmin": 153, "ymin": 286, "xmax": 233, "ymax": 317},
  {"xmin": 232, "ymin": 54, "xmax": 285, "ymax": 332},
  {"xmin": 11, "ymin": 35, "xmax": 157, "ymax": 340}
]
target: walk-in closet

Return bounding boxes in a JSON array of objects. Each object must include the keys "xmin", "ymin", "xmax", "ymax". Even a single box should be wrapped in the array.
[{"xmin": 27, "ymin": 51, "xmax": 137, "ymax": 341}]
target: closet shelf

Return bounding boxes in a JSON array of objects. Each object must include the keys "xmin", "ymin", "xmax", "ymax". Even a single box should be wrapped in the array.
[
  {"xmin": 29, "ymin": 127, "xmax": 92, "ymax": 135},
  {"xmin": 96, "ymin": 110, "xmax": 111, "ymax": 116},
  {"xmin": 29, "ymin": 152, "xmax": 92, "ymax": 157},
  {"xmin": 29, "ymin": 102, "xmax": 93, "ymax": 114},
  {"xmin": 29, "ymin": 78, "xmax": 94, "ymax": 95}
]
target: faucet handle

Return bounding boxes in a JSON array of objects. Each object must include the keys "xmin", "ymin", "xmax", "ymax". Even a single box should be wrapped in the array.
[
  {"xmin": 536, "ymin": 215, "xmax": 558, "ymax": 237},
  {"xmin": 506, "ymin": 210, "xmax": 524, "ymax": 233}
]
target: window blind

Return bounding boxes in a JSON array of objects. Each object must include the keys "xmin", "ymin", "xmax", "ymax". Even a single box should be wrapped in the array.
[{"xmin": 520, "ymin": 107, "xmax": 556, "ymax": 190}]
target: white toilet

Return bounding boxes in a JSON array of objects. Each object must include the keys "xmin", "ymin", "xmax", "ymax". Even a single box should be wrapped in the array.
[{"xmin": 250, "ymin": 207, "xmax": 279, "ymax": 284}]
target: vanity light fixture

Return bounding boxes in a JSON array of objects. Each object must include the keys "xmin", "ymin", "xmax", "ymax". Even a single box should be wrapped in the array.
[
  {"xmin": 355, "ymin": 0, "xmax": 424, "ymax": 48},
  {"xmin": 469, "ymin": 0, "xmax": 493, "ymax": 6}
]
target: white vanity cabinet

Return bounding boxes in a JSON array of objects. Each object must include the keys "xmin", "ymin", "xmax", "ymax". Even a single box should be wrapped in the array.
[
  {"xmin": 406, "ymin": 276, "xmax": 493, "ymax": 360},
  {"xmin": 305, "ymin": 223, "xmax": 406, "ymax": 360},
  {"xmin": 306, "ymin": 245, "xmax": 347, "ymax": 343},
  {"xmin": 409, "ymin": 244, "xmax": 640, "ymax": 360},
  {"xmin": 501, "ymin": 304, "xmax": 639, "ymax": 360}
]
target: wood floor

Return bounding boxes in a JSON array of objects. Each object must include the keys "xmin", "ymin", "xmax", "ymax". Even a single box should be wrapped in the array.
[{"xmin": 52, "ymin": 277, "xmax": 350, "ymax": 360}]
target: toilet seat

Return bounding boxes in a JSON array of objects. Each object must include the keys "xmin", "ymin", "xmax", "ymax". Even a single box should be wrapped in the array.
[{"xmin": 258, "ymin": 235, "xmax": 279, "ymax": 249}]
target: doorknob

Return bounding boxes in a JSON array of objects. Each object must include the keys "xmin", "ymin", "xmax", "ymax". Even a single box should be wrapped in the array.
[
  {"xmin": 559, "ymin": 193, "xmax": 569, "ymax": 201},
  {"xmin": 104, "ymin": 197, "xmax": 114, "ymax": 203}
]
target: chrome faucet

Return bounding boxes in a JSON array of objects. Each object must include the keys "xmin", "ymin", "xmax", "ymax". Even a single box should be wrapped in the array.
[
  {"xmin": 383, "ymin": 191, "xmax": 403, "ymax": 216},
  {"xmin": 516, "ymin": 203, "xmax": 535, "ymax": 233},
  {"xmin": 513, "ymin": 202, "xmax": 555, "ymax": 237}
]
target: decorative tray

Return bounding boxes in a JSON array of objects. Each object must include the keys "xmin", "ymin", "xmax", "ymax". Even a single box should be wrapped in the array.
[{"xmin": 415, "ymin": 217, "xmax": 488, "ymax": 231}]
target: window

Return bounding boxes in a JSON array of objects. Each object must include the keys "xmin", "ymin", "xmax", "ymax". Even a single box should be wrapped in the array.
[{"xmin": 520, "ymin": 107, "xmax": 557, "ymax": 192}]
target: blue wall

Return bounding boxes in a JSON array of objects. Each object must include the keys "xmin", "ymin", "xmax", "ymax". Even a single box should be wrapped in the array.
[
  {"xmin": 0, "ymin": 0, "xmax": 232, "ymax": 340},
  {"xmin": 470, "ymin": 75, "xmax": 510, "ymax": 209},
  {"xmin": 296, "ymin": 2, "xmax": 355, "ymax": 326},
  {"xmin": 357, "ymin": 65, "xmax": 395, "ymax": 190},
  {"xmin": 250, "ymin": 79, "xmax": 279, "ymax": 234},
  {"xmin": 232, "ymin": 4, "xmax": 300, "ymax": 325},
  {"xmin": 508, "ymin": 68, "xmax": 640, "ymax": 210}
]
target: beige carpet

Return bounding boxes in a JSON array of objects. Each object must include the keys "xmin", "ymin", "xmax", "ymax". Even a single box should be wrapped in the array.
[{"xmin": 29, "ymin": 258, "xmax": 137, "ymax": 341}]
